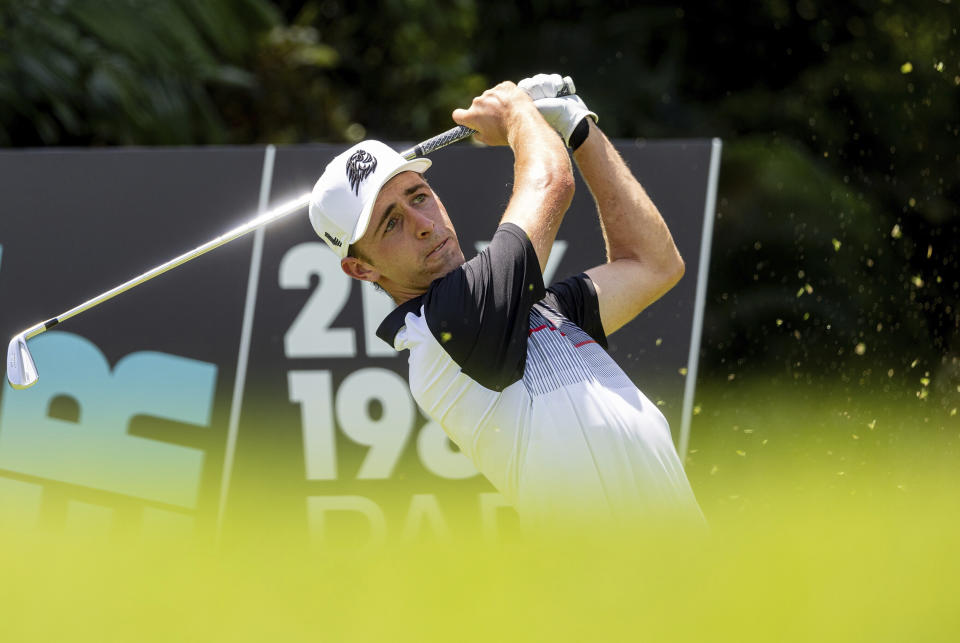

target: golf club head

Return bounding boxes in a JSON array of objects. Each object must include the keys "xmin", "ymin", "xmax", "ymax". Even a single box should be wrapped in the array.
[{"xmin": 7, "ymin": 333, "xmax": 39, "ymax": 390}]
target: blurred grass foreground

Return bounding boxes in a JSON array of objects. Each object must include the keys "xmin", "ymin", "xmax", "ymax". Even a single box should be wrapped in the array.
[
  {"xmin": 1, "ymin": 2, "xmax": 957, "ymax": 639},
  {"xmin": 1, "ymin": 377, "xmax": 958, "ymax": 642}
]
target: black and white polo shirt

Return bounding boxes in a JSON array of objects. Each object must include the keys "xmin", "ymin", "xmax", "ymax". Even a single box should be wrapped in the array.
[{"xmin": 377, "ymin": 223, "xmax": 702, "ymax": 526}]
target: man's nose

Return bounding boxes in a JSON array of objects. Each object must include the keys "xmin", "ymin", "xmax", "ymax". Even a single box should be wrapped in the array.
[{"xmin": 412, "ymin": 210, "xmax": 434, "ymax": 238}]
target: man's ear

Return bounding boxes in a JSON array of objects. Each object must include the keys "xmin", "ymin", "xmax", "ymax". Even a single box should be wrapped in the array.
[{"xmin": 341, "ymin": 256, "xmax": 380, "ymax": 283}]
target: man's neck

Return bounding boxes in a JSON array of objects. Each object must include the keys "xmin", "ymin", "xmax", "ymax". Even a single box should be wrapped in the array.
[{"xmin": 384, "ymin": 283, "xmax": 427, "ymax": 307}]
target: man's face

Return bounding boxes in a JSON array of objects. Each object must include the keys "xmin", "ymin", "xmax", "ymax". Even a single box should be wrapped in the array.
[{"xmin": 342, "ymin": 171, "xmax": 465, "ymax": 301}]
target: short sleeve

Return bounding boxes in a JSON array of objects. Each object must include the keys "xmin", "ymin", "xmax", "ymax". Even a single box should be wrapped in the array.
[
  {"xmin": 421, "ymin": 222, "xmax": 545, "ymax": 391},
  {"xmin": 541, "ymin": 273, "xmax": 608, "ymax": 349}
]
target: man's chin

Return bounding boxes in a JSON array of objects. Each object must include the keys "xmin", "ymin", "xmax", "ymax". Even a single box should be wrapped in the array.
[
  {"xmin": 426, "ymin": 254, "xmax": 464, "ymax": 283},
  {"xmin": 442, "ymin": 249, "xmax": 466, "ymax": 273}
]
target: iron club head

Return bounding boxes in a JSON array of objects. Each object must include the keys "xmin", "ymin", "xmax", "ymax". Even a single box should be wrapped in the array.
[{"xmin": 7, "ymin": 333, "xmax": 39, "ymax": 390}]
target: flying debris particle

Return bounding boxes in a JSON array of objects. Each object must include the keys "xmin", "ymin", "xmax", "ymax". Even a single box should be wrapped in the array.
[
  {"xmin": 900, "ymin": 61, "xmax": 913, "ymax": 74},
  {"xmin": 911, "ymin": 275, "xmax": 924, "ymax": 288},
  {"xmin": 852, "ymin": 434, "xmax": 859, "ymax": 440},
  {"xmin": 855, "ymin": 342, "xmax": 866, "ymax": 355},
  {"xmin": 656, "ymin": 399, "xmax": 666, "ymax": 406},
  {"xmin": 679, "ymin": 367, "xmax": 688, "ymax": 376},
  {"xmin": 762, "ymin": 439, "xmax": 768, "ymax": 446},
  {"xmin": 935, "ymin": 61, "xmax": 944, "ymax": 72},
  {"xmin": 917, "ymin": 373, "xmax": 930, "ymax": 400},
  {"xmin": 910, "ymin": 359, "xmax": 919, "ymax": 368},
  {"xmin": 868, "ymin": 419, "xmax": 877, "ymax": 430},
  {"xmin": 655, "ymin": 338, "xmax": 663, "ymax": 346},
  {"xmin": 887, "ymin": 369, "xmax": 895, "ymax": 378},
  {"xmin": 891, "ymin": 224, "xmax": 902, "ymax": 239},
  {"xmin": 727, "ymin": 373, "xmax": 736, "ymax": 381},
  {"xmin": 832, "ymin": 238, "xmax": 842, "ymax": 251},
  {"xmin": 951, "ymin": 408, "xmax": 957, "ymax": 417},
  {"xmin": 908, "ymin": 197, "xmax": 917, "ymax": 208},
  {"xmin": 837, "ymin": 471, "xmax": 846, "ymax": 476},
  {"xmin": 693, "ymin": 405, "xmax": 702, "ymax": 415},
  {"xmin": 440, "ymin": 331, "xmax": 452, "ymax": 343},
  {"xmin": 927, "ymin": 245, "xmax": 933, "ymax": 258},
  {"xmin": 804, "ymin": 284, "xmax": 814, "ymax": 294},
  {"xmin": 776, "ymin": 318, "xmax": 783, "ymax": 326},
  {"xmin": 736, "ymin": 450, "xmax": 746, "ymax": 457},
  {"xmin": 710, "ymin": 465, "xmax": 718, "ymax": 475}
]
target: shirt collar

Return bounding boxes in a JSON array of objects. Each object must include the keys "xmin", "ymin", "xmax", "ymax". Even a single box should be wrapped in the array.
[{"xmin": 375, "ymin": 295, "xmax": 425, "ymax": 348}]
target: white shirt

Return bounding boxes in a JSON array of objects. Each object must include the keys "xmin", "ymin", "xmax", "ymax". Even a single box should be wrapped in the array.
[{"xmin": 378, "ymin": 223, "xmax": 703, "ymax": 528}]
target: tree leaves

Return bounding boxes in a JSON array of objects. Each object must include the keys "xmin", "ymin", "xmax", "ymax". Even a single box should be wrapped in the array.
[{"xmin": 0, "ymin": 0, "xmax": 279, "ymax": 144}]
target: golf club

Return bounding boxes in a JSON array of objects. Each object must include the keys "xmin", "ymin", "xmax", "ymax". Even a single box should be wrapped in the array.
[{"xmin": 6, "ymin": 76, "xmax": 576, "ymax": 390}]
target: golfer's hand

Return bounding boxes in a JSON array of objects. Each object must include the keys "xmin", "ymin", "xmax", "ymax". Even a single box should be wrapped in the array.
[
  {"xmin": 519, "ymin": 73, "xmax": 597, "ymax": 148},
  {"xmin": 452, "ymin": 81, "xmax": 539, "ymax": 147},
  {"xmin": 517, "ymin": 72, "xmax": 570, "ymax": 101}
]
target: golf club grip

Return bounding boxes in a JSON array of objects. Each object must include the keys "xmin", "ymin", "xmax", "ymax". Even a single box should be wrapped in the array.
[
  {"xmin": 400, "ymin": 75, "xmax": 575, "ymax": 160},
  {"xmin": 402, "ymin": 125, "xmax": 475, "ymax": 160}
]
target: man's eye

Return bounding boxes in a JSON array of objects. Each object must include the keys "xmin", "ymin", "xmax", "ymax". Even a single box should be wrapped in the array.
[
  {"xmin": 385, "ymin": 216, "xmax": 398, "ymax": 232},
  {"xmin": 412, "ymin": 194, "xmax": 426, "ymax": 204}
]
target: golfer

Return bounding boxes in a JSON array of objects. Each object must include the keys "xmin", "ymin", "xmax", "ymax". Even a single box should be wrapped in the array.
[{"xmin": 309, "ymin": 74, "xmax": 703, "ymax": 529}]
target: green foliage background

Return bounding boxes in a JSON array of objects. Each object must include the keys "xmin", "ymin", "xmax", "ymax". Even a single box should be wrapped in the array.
[{"xmin": 1, "ymin": 0, "xmax": 957, "ymax": 404}]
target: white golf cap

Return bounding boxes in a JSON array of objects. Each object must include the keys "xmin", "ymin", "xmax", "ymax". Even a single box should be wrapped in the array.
[{"xmin": 309, "ymin": 140, "xmax": 432, "ymax": 259}]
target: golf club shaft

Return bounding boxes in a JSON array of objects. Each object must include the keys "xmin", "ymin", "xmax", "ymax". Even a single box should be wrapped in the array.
[
  {"xmin": 16, "ymin": 115, "xmax": 495, "ymax": 342},
  {"xmin": 19, "ymin": 76, "xmax": 578, "ymax": 342},
  {"xmin": 22, "ymin": 192, "xmax": 313, "ymax": 341}
]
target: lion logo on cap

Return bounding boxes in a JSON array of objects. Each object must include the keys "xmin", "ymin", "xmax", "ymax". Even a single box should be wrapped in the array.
[{"xmin": 346, "ymin": 150, "xmax": 377, "ymax": 196}]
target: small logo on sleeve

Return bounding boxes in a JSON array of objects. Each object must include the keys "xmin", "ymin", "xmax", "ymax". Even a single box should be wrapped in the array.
[
  {"xmin": 324, "ymin": 232, "xmax": 343, "ymax": 247},
  {"xmin": 346, "ymin": 150, "xmax": 377, "ymax": 195}
]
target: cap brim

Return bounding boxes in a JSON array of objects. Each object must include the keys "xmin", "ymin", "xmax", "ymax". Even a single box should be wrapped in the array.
[{"xmin": 348, "ymin": 158, "xmax": 433, "ymax": 247}]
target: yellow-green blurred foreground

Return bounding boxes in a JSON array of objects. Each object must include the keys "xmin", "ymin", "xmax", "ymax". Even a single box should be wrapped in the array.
[{"xmin": 1, "ymin": 378, "xmax": 958, "ymax": 642}]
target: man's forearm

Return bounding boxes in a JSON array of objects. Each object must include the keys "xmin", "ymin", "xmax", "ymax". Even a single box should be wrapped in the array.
[
  {"xmin": 451, "ymin": 81, "xmax": 574, "ymax": 272},
  {"xmin": 572, "ymin": 121, "xmax": 683, "ymax": 273},
  {"xmin": 501, "ymin": 106, "xmax": 575, "ymax": 272}
]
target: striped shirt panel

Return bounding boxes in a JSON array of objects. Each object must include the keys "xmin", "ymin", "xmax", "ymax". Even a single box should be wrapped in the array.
[{"xmin": 522, "ymin": 307, "xmax": 635, "ymax": 397}]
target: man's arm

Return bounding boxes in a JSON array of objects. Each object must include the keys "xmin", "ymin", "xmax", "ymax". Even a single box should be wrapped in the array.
[
  {"xmin": 452, "ymin": 82, "xmax": 575, "ymax": 274},
  {"xmin": 574, "ymin": 120, "xmax": 685, "ymax": 336}
]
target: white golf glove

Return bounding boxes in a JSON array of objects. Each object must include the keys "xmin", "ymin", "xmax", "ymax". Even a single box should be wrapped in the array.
[{"xmin": 518, "ymin": 73, "xmax": 597, "ymax": 149}]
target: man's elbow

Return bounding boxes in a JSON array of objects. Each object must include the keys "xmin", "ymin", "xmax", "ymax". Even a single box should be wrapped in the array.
[
  {"xmin": 667, "ymin": 253, "xmax": 685, "ymax": 285},
  {"xmin": 656, "ymin": 251, "xmax": 685, "ymax": 295}
]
